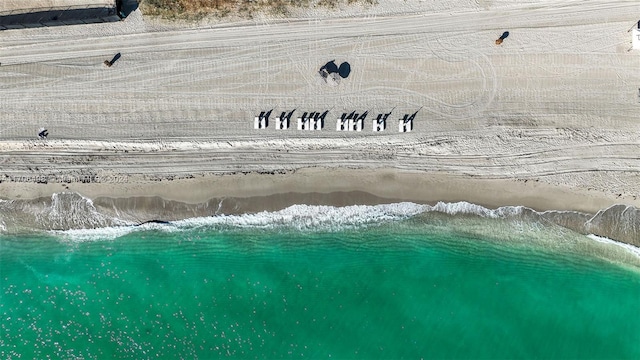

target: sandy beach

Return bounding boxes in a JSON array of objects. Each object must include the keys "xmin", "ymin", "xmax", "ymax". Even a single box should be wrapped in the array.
[{"xmin": 1, "ymin": 0, "xmax": 639, "ymax": 242}]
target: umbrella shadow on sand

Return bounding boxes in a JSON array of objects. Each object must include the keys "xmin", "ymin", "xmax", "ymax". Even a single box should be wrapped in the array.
[{"xmin": 338, "ymin": 62, "xmax": 351, "ymax": 78}]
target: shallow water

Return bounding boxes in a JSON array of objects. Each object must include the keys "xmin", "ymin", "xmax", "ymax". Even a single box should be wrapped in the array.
[{"xmin": 1, "ymin": 205, "xmax": 639, "ymax": 359}]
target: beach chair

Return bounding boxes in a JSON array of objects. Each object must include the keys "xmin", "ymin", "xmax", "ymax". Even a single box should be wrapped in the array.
[
  {"xmin": 297, "ymin": 112, "xmax": 308, "ymax": 130},
  {"xmin": 263, "ymin": 110, "xmax": 272, "ymax": 129},
  {"xmin": 38, "ymin": 128, "xmax": 48, "ymax": 139},
  {"xmin": 399, "ymin": 112, "xmax": 415, "ymax": 132},
  {"xmin": 315, "ymin": 110, "xmax": 328, "ymax": 130},
  {"xmin": 275, "ymin": 111, "xmax": 285, "ymax": 130},
  {"xmin": 337, "ymin": 111, "xmax": 353, "ymax": 131},
  {"xmin": 373, "ymin": 114, "xmax": 385, "ymax": 132},
  {"xmin": 405, "ymin": 118, "xmax": 413, "ymax": 132},
  {"xmin": 349, "ymin": 113, "xmax": 359, "ymax": 131},
  {"xmin": 307, "ymin": 112, "xmax": 317, "ymax": 131},
  {"xmin": 398, "ymin": 114, "xmax": 409, "ymax": 132},
  {"xmin": 284, "ymin": 109, "xmax": 294, "ymax": 129},
  {"xmin": 373, "ymin": 114, "xmax": 381, "ymax": 131},
  {"xmin": 354, "ymin": 111, "xmax": 367, "ymax": 132},
  {"xmin": 405, "ymin": 110, "xmax": 417, "ymax": 132},
  {"xmin": 308, "ymin": 112, "xmax": 317, "ymax": 130},
  {"xmin": 336, "ymin": 113, "xmax": 346, "ymax": 131},
  {"xmin": 375, "ymin": 109, "xmax": 393, "ymax": 132},
  {"xmin": 255, "ymin": 111, "xmax": 270, "ymax": 129},
  {"xmin": 254, "ymin": 111, "xmax": 264, "ymax": 129},
  {"xmin": 277, "ymin": 109, "xmax": 294, "ymax": 130},
  {"xmin": 255, "ymin": 116, "xmax": 268, "ymax": 129},
  {"xmin": 311, "ymin": 112, "xmax": 325, "ymax": 130}
]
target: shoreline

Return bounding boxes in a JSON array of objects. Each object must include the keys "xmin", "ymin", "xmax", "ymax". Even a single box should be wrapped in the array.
[{"xmin": 1, "ymin": 168, "xmax": 638, "ymax": 246}]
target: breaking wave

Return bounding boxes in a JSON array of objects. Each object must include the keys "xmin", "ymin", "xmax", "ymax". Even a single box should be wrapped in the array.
[
  {"xmin": 588, "ymin": 234, "xmax": 640, "ymax": 258},
  {"xmin": 174, "ymin": 202, "xmax": 428, "ymax": 230},
  {"xmin": 0, "ymin": 192, "xmax": 638, "ymax": 248}
]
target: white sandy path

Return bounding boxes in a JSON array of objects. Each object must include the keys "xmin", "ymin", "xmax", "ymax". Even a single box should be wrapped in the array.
[{"xmin": 0, "ymin": 0, "xmax": 639, "ymax": 207}]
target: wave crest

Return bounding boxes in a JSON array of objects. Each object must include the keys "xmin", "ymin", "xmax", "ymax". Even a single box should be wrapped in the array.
[
  {"xmin": 176, "ymin": 202, "xmax": 429, "ymax": 230},
  {"xmin": 0, "ymin": 192, "xmax": 638, "ymax": 246},
  {"xmin": 429, "ymin": 201, "xmax": 524, "ymax": 218}
]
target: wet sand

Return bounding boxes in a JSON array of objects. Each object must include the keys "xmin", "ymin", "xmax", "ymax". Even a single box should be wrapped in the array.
[{"xmin": 1, "ymin": 168, "xmax": 638, "ymax": 245}]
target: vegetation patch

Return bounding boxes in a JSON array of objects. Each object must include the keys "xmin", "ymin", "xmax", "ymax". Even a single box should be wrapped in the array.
[{"xmin": 139, "ymin": 0, "xmax": 377, "ymax": 19}]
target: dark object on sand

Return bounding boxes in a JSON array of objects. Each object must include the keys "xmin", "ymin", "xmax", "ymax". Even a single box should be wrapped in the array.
[
  {"xmin": 319, "ymin": 60, "xmax": 339, "ymax": 79},
  {"xmin": 0, "ymin": 1, "xmax": 121, "ymax": 29},
  {"xmin": 104, "ymin": 52, "xmax": 121, "ymax": 67},
  {"xmin": 495, "ymin": 31, "xmax": 510, "ymax": 45},
  {"xmin": 38, "ymin": 128, "xmax": 48, "ymax": 139},
  {"xmin": 338, "ymin": 62, "xmax": 351, "ymax": 78},
  {"xmin": 323, "ymin": 60, "xmax": 339, "ymax": 74},
  {"xmin": 137, "ymin": 220, "xmax": 172, "ymax": 226}
]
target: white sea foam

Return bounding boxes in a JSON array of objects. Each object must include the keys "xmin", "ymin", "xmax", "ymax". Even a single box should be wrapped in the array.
[
  {"xmin": 429, "ymin": 201, "xmax": 524, "ymax": 218},
  {"xmin": 51, "ymin": 220, "xmax": 184, "ymax": 242},
  {"xmin": 175, "ymin": 202, "xmax": 430, "ymax": 230},
  {"xmin": 587, "ymin": 234, "xmax": 640, "ymax": 258},
  {"xmin": 52, "ymin": 226, "xmax": 136, "ymax": 243},
  {"xmin": 46, "ymin": 202, "xmax": 638, "ymax": 254},
  {"xmin": 47, "ymin": 201, "xmax": 545, "ymax": 242},
  {"xmin": 51, "ymin": 202, "xmax": 430, "ymax": 241}
]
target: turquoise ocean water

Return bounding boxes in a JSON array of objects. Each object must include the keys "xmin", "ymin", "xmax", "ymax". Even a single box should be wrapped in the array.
[{"xmin": 1, "ymin": 203, "xmax": 639, "ymax": 359}]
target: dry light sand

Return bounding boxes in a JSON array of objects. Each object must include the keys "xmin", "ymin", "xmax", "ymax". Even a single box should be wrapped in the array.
[{"xmin": 0, "ymin": 0, "xmax": 639, "ymax": 230}]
